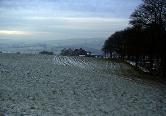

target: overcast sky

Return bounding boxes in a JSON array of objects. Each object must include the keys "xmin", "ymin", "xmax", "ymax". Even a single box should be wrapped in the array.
[{"xmin": 0, "ymin": 0, "xmax": 142, "ymax": 40}]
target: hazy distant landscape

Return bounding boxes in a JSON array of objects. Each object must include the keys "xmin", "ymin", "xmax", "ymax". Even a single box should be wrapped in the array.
[{"xmin": 0, "ymin": 38, "xmax": 104, "ymax": 55}]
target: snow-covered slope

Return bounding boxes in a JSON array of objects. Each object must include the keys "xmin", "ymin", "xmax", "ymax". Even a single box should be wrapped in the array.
[{"xmin": 0, "ymin": 54, "xmax": 166, "ymax": 116}]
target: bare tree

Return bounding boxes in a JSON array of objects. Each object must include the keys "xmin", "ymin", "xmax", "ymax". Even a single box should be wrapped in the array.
[
  {"xmin": 130, "ymin": 0, "xmax": 166, "ymax": 29},
  {"xmin": 130, "ymin": 0, "xmax": 166, "ymax": 76}
]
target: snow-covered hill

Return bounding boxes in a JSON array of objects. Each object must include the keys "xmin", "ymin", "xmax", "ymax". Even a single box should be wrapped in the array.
[{"xmin": 0, "ymin": 54, "xmax": 166, "ymax": 115}]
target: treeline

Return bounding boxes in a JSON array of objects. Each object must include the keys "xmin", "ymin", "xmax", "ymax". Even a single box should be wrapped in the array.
[
  {"xmin": 103, "ymin": 0, "xmax": 166, "ymax": 77},
  {"xmin": 39, "ymin": 51, "xmax": 54, "ymax": 55},
  {"xmin": 60, "ymin": 48, "xmax": 91, "ymax": 56}
]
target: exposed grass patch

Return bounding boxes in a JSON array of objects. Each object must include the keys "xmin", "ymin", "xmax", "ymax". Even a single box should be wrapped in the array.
[
  {"xmin": 101, "ymin": 58, "xmax": 166, "ymax": 85},
  {"xmin": 123, "ymin": 61, "xmax": 166, "ymax": 85}
]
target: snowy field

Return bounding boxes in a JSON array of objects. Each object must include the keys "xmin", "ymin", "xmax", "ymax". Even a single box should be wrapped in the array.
[{"xmin": 0, "ymin": 54, "xmax": 166, "ymax": 116}]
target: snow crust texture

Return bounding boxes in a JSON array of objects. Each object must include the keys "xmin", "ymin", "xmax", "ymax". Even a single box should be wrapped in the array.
[{"xmin": 0, "ymin": 54, "xmax": 166, "ymax": 116}]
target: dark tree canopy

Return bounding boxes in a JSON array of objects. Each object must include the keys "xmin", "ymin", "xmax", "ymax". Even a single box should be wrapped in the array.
[
  {"xmin": 60, "ymin": 48, "xmax": 90, "ymax": 56},
  {"xmin": 130, "ymin": 0, "xmax": 166, "ymax": 30},
  {"xmin": 103, "ymin": 0, "xmax": 166, "ymax": 77}
]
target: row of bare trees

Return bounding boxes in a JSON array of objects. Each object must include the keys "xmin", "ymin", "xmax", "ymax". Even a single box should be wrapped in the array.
[
  {"xmin": 60, "ymin": 48, "xmax": 90, "ymax": 56},
  {"xmin": 103, "ymin": 0, "xmax": 166, "ymax": 77}
]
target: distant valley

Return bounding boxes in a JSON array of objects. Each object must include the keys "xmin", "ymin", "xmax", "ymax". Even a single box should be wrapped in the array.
[{"xmin": 0, "ymin": 38, "xmax": 104, "ymax": 55}]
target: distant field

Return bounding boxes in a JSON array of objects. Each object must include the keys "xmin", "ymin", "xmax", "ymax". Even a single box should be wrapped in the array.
[{"xmin": 0, "ymin": 54, "xmax": 166, "ymax": 116}]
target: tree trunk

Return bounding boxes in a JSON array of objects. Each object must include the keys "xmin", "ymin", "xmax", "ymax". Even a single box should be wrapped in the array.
[
  {"xmin": 135, "ymin": 55, "xmax": 139, "ymax": 68},
  {"xmin": 109, "ymin": 51, "xmax": 112, "ymax": 58},
  {"xmin": 149, "ymin": 55, "xmax": 154, "ymax": 74},
  {"xmin": 160, "ymin": 54, "xmax": 166, "ymax": 78}
]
